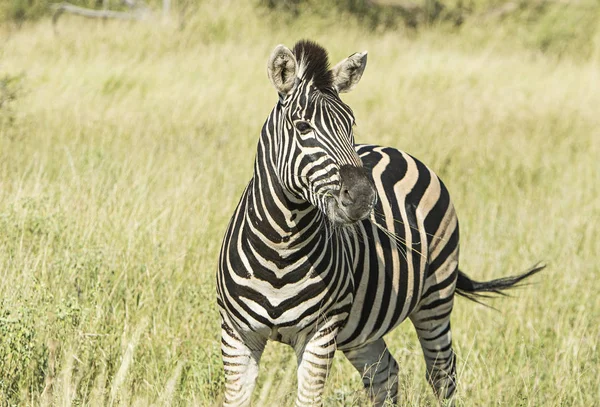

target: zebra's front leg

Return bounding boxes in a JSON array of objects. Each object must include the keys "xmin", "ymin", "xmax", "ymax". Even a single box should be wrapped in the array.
[
  {"xmin": 343, "ymin": 338, "xmax": 399, "ymax": 406},
  {"xmin": 294, "ymin": 326, "xmax": 339, "ymax": 407},
  {"xmin": 221, "ymin": 320, "xmax": 266, "ymax": 407}
]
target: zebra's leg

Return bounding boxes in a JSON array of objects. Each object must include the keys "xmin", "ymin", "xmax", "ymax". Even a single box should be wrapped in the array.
[
  {"xmin": 410, "ymin": 303, "xmax": 457, "ymax": 405},
  {"xmin": 221, "ymin": 320, "xmax": 266, "ymax": 407},
  {"xmin": 343, "ymin": 338, "xmax": 399, "ymax": 406},
  {"xmin": 293, "ymin": 326, "xmax": 340, "ymax": 407}
]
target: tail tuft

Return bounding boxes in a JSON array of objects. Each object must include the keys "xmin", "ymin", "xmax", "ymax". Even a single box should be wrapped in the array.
[{"xmin": 455, "ymin": 263, "xmax": 545, "ymax": 306}]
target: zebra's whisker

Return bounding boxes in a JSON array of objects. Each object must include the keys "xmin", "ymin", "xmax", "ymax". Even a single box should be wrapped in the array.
[
  {"xmin": 372, "ymin": 209, "xmax": 450, "ymax": 244},
  {"xmin": 368, "ymin": 211, "xmax": 428, "ymax": 260}
]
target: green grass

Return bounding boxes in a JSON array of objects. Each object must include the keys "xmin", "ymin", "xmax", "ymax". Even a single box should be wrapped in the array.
[{"xmin": 1, "ymin": 1, "xmax": 599, "ymax": 405}]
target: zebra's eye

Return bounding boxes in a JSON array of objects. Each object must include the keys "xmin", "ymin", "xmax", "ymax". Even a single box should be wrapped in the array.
[{"xmin": 295, "ymin": 121, "xmax": 312, "ymax": 135}]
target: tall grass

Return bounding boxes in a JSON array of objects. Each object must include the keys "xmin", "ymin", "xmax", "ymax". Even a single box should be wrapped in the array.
[{"xmin": 1, "ymin": 1, "xmax": 599, "ymax": 405}]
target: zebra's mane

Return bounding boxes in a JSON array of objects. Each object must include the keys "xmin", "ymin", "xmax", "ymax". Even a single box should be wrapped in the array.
[{"xmin": 293, "ymin": 40, "xmax": 334, "ymax": 91}]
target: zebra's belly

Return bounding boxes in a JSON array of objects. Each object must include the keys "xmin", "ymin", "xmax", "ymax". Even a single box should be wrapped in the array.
[{"xmin": 336, "ymin": 238, "xmax": 427, "ymax": 350}]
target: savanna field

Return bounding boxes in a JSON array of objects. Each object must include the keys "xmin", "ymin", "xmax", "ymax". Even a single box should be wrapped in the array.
[{"xmin": 1, "ymin": 1, "xmax": 599, "ymax": 405}]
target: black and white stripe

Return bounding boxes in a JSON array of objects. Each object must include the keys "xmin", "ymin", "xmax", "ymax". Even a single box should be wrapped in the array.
[{"xmin": 217, "ymin": 40, "xmax": 543, "ymax": 406}]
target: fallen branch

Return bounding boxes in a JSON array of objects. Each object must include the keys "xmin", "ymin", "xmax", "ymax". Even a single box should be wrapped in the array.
[
  {"xmin": 482, "ymin": 2, "xmax": 519, "ymax": 19},
  {"xmin": 368, "ymin": 0, "xmax": 423, "ymax": 14},
  {"xmin": 50, "ymin": 2, "xmax": 150, "ymax": 25}
]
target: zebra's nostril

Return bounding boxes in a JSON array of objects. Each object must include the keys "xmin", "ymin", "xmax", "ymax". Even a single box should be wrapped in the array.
[{"xmin": 340, "ymin": 189, "xmax": 353, "ymax": 206}]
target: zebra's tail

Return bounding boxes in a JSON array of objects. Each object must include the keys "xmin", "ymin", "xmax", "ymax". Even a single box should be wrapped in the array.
[{"xmin": 455, "ymin": 263, "xmax": 545, "ymax": 305}]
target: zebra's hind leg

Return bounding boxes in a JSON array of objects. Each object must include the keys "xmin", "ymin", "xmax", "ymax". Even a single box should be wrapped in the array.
[
  {"xmin": 410, "ymin": 306, "xmax": 457, "ymax": 406},
  {"xmin": 343, "ymin": 339, "xmax": 399, "ymax": 406},
  {"xmin": 221, "ymin": 319, "xmax": 266, "ymax": 407}
]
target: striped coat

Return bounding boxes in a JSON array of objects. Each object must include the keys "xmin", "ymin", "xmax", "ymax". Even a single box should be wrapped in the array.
[{"xmin": 217, "ymin": 40, "xmax": 542, "ymax": 407}]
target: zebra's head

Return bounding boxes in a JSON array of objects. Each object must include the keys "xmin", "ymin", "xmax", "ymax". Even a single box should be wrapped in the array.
[{"xmin": 266, "ymin": 40, "xmax": 376, "ymax": 226}]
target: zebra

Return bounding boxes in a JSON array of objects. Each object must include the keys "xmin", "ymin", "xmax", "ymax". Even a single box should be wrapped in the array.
[{"xmin": 216, "ymin": 40, "xmax": 543, "ymax": 407}]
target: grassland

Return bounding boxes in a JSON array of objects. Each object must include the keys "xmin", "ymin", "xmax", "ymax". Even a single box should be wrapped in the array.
[{"xmin": 1, "ymin": 1, "xmax": 599, "ymax": 405}]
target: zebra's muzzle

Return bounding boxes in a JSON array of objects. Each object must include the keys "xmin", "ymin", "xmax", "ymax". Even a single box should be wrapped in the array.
[{"xmin": 328, "ymin": 165, "xmax": 377, "ymax": 225}]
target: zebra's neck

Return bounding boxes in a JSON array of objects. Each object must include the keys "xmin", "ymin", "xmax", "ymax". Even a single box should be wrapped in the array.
[{"xmin": 241, "ymin": 109, "xmax": 344, "ymax": 268}]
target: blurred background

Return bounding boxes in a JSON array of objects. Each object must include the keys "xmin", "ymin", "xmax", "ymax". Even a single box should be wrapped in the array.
[{"xmin": 1, "ymin": 0, "xmax": 599, "ymax": 406}]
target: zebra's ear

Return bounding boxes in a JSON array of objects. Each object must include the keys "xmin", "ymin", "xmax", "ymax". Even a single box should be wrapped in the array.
[
  {"xmin": 331, "ymin": 51, "xmax": 368, "ymax": 93},
  {"xmin": 267, "ymin": 44, "xmax": 298, "ymax": 96}
]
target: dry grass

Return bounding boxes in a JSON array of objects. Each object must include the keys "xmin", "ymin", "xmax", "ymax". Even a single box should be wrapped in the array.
[{"xmin": 1, "ymin": 1, "xmax": 599, "ymax": 405}]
